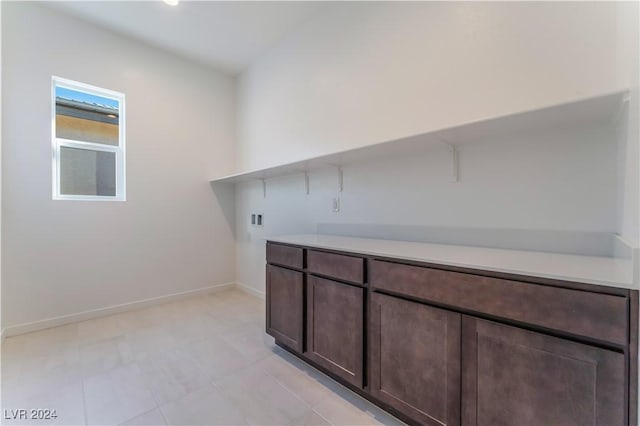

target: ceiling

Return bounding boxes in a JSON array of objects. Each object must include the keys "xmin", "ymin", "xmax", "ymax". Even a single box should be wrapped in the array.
[{"xmin": 44, "ymin": 1, "xmax": 328, "ymax": 75}]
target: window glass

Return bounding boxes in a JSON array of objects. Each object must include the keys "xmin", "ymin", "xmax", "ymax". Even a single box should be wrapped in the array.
[
  {"xmin": 52, "ymin": 77, "xmax": 125, "ymax": 201},
  {"xmin": 60, "ymin": 147, "xmax": 116, "ymax": 196},
  {"xmin": 55, "ymin": 86, "xmax": 120, "ymax": 146}
]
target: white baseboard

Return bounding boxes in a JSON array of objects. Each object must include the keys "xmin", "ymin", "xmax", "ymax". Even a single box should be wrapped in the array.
[
  {"xmin": 235, "ymin": 282, "xmax": 265, "ymax": 299},
  {"xmin": 3, "ymin": 282, "xmax": 236, "ymax": 338}
]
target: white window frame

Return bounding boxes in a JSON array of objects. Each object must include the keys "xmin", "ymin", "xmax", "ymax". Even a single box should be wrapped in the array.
[{"xmin": 52, "ymin": 76, "xmax": 126, "ymax": 201}]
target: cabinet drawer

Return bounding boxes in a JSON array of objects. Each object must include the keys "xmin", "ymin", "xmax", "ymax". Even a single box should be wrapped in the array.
[
  {"xmin": 266, "ymin": 243, "xmax": 303, "ymax": 269},
  {"xmin": 370, "ymin": 260, "xmax": 628, "ymax": 346},
  {"xmin": 307, "ymin": 250, "xmax": 364, "ymax": 284}
]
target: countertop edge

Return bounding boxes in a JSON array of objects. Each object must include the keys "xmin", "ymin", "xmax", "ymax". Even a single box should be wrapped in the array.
[{"xmin": 265, "ymin": 234, "xmax": 637, "ymax": 291}]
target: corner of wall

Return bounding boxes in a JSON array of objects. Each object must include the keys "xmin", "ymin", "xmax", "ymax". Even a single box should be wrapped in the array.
[{"xmin": 1, "ymin": 0, "xmax": 4, "ymax": 337}]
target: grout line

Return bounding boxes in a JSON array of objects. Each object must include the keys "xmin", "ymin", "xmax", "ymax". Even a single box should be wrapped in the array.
[
  {"xmin": 208, "ymin": 380, "xmax": 252, "ymax": 426},
  {"xmin": 119, "ymin": 406, "xmax": 167, "ymax": 426},
  {"xmin": 156, "ymin": 402, "xmax": 171, "ymax": 426},
  {"xmin": 135, "ymin": 360, "xmax": 163, "ymax": 412},
  {"xmin": 258, "ymin": 358, "xmax": 316, "ymax": 410},
  {"xmin": 309, "ymin": 407, "xmax": 336, "ymax": 426},
  {"xmin": 246, "ymin": 354, "xmax": 324, "ymax": 424}
]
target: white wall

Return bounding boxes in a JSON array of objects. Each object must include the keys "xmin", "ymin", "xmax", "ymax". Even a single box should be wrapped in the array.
[
  {"xmin": 234, "ymin": 1, "xmax": 639, "ymax": 294},
  {"xmin": 1, "ymin": 3, "xmax": 236, "ymax": 329},
  {"xmin": 235, "ymin": 123, "xmax": 619, "ymax": 293},
  {"xmin": 237, "ymin": 1, "xmax": 630, "ymax": 173},
  {"xmin": 0, "ymin": 0, "xmax": 3, "ymax": 339},
  {"xmin": 615, "ymin": 2, "xmax": 640, "ymax": 250}
]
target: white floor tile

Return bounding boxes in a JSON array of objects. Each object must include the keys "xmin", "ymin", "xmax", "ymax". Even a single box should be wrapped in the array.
[
  {"xmin": 124, "ymin": 325, "xmax": 181, "ymax": 362},
  {"xmin": 3, "ymin": 324, "xmax": 78, "ymax": 357},
  {"xmin": 77, "ymin": 315, "xmax": 126, "ymax": 345},
  {"xmin": 1, "ymin": 289, "xmax": 405, "ymax": 426},
  {"xmin": 257, "ymin": 352, "xmax": 337, "ymax": 407},
  {"xmin": 159, "ymin": 385, "xmax": 247, "ymax": 426},
  {"xmin": 138, "ymin": 346, "xmax": 210, "ymax": 406},
  {"xmin": 292, "ymin": 410, "xmax": 332, "ymax": 426},
  {"xmin": 2, "ymin": 345, "xmax": 82, "ymax": 404},
  {"xmin": 1, "ymin": 381, "xmax": 85, "ymax": 426},
  {"xmin": 163, "ymin": 314, "xmax": 225, "ymax": 346},
  {"xmin": 313, "ymin": 387, "xmax": 406, "ymax": 426},
  {"xmin": 186, "ymin": 335, "xmax": 253, "ymax": 381},
  {"xmin": 79, "ymin": 336, "xmax": 134, "ymax": 378},
  {"xmin": 120, "ymin": 408, "xmax": 167, "ymax": 426},
  {"xmin": 213, "ymin": 363, "xmax": 311, "ymax": 425},
  {"xmin": 220, "ymin": 324, "xmax": 280, "ymax": 363},
  {"xmin": 83, "ymin": 364, "xmax": 156, "ymax": 425}
]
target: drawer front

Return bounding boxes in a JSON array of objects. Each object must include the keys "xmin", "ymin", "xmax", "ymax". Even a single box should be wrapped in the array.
[
  {"xmin": 370, "ymin": 260, "xmax": 628, "ymax": 346},
  {"xmin": 307, "ymin": 250, "xmax": 364, "ymax": 284},
  {"xmin": 266, "ymin": 243, "xmax": 303, "ymax": 269}
]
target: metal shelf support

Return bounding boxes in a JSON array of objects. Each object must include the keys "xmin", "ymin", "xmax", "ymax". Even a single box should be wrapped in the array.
[
  {"xmin": 447, "ymin": 144, "xmax": 458, "ymax": 183},
  {"xmin": 437, "ymin": 140, "xmax": 458, "ymax": 183}
]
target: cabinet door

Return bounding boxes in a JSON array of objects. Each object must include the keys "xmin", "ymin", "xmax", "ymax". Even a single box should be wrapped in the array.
[
  {"xmin": 266, "ymin": 264, "xmax": 304, "ymax": 353},
  {"xmin": 306, "ymin": 275, "xmax": 364, "ymax": 387},
  {"xmin": 461, "ymin": 317, "xmax": 626, "ymax": 426},
  {"xmin": 370, "ymin": 292, "xmax": 461, "ymax": 426}
]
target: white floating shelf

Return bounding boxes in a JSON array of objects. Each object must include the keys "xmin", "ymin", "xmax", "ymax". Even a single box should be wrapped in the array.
[{"xmin": 210, "ymin": 90, "xmax": 627, "ymax": 185}]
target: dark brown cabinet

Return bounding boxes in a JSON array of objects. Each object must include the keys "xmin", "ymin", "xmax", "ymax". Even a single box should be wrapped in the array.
[
  {"xmin": 265, "ymin": 241, "xmax": 636, "ymax": 426},
  {"xmin": 370, "ymin": 293, "xmax": 461, "ymax": 426},
  {"xmin": 266, "ymin": 264, "xmax": 304, "ymax": 353},
  {"xmin": 307, "ymin": 249, "xmax": 365, "ymax": 284},
  {"xmin": 461, "ymin": 317, "xmax": 626, "ymax": 426},
  {"xmin": 306, "ymin": 275, "xmax": 364, "ymax": 387}
]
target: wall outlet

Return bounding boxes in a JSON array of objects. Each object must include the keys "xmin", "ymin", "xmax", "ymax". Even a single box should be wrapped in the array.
[
  {"xmin": 332, "ymin": 197, "xmax": 340, "ymax": 213},
  {"xmin": 250, "ymin": 213, "xmax": 263, "ymax": 226}
]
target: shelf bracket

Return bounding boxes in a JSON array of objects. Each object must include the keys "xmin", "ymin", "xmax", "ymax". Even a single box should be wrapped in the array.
[
  {"xmin": 438, "ymin": 140, "xmax": 458, "ymax": 183},
  {"xmin": 324, "ymin": 164, "xmax": 344, "ymax": 192},
  {"xmin": 614, "ymin": 91, "xmax": 632, "ymax": 124},
  {"xmin": 304, "ymin": 173, "xmax": 310, "ymax": 195},
  {"xmin": 447, "ymin": 144, "xmax": 458, "ymax": 183},
  {"xmin": 261, "ymin": 179, "xmax": 266, "ymax": 198}
]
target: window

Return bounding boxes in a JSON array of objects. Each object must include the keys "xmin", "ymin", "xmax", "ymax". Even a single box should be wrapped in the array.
[{"xmin": 52, "ymin": 77, "xmax": 125, "ymax": 201}]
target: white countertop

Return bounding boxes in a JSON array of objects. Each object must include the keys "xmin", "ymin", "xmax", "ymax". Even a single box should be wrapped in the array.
[{"xmin": 267, "ymin": 234, "xmax": 637, "ymax": 290}]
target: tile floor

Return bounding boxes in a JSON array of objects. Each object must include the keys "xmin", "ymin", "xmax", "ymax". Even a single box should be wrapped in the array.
[{"xmin": 1, "ymin": 289, "xmax": 405, "ymax": 426}]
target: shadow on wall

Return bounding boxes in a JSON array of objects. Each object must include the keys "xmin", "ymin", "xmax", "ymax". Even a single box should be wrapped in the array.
[
  {"xmin": 316, "ymin": 223, "xmax": 621, "ymax": 258},
  {"xmin": 210, "ymin": 181, "xmax": 237, "ymax": 239}
]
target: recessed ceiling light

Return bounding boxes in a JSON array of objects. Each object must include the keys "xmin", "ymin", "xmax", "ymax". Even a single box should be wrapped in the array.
[{"xmin": 164, "ymin": 0, "xmax": 179, "ymax": 6}]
